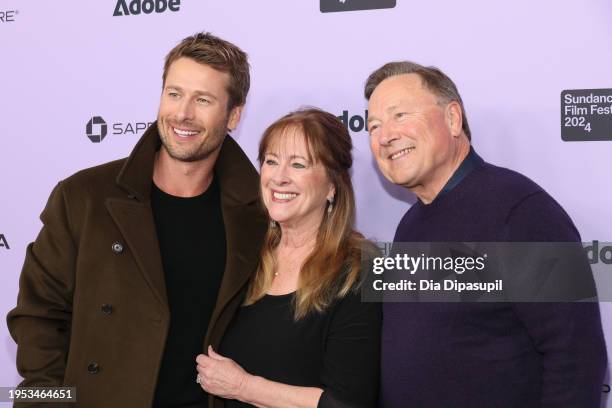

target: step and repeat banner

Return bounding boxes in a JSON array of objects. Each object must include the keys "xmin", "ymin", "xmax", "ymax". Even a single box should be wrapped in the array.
[{"xmin": 1, "ymin": 0, "xmax": 611, "ymax": 404}]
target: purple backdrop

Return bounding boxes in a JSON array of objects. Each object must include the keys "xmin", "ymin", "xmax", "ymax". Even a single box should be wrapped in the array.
[{"xmin": 1, "ymin": 0, "xmax": 611, "ymax": 404}]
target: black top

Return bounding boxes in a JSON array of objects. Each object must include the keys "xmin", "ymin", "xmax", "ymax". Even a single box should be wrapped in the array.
[
  {"xmin": 151, "ymin": 179, "xmax": 226, "ymax": 408},
  {"xmin": 219, "ymin": 289, "xmax": 381, "ymax": 408}
]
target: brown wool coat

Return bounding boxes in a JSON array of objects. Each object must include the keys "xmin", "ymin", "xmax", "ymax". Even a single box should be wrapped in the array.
[{"xmin": 7, "ymin": 123, "xmax": 267, "ymax": 407}]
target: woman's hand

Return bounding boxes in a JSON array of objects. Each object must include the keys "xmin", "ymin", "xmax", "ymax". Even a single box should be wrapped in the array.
[{"xmin": 196, "ymin": 346, "xmax": 252, "ymax": 400}]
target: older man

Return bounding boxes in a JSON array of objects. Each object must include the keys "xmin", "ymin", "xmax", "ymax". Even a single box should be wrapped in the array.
[
  {"xmin": 365, "ymin": 61, "xmax": 607, "ymax": 407},
  {"xmin": 7, "ymin": 33, "xmax": 267, "ymax": 407}
]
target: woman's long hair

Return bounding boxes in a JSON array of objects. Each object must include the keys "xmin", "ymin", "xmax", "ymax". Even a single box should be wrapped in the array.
[{"xmin": 244, "ymin": 108, "xmax": 367, "ymax": 319}]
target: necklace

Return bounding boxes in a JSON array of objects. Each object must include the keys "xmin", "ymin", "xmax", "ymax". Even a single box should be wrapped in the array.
[{"xmin": 273, "ymin": 239, "xmax": 315, "ymax": 278}]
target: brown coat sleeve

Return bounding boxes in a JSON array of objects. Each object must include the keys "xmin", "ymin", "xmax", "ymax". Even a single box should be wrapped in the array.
[{"xmin": 7, "ymin": 181, "xmax": 76, "ymax": 387}]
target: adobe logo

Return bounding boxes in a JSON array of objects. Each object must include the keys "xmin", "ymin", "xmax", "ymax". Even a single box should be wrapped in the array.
[
  {"xmin": 338, "ymin": 110, "xmax": 369, "ymax": 133},
  {"xmin": 585, "ymin": 241, "xmax": 612, "ymax": 265},
  {"xmin": 113, "ymin": 0, "xmax": 180, "ymax": 16}
]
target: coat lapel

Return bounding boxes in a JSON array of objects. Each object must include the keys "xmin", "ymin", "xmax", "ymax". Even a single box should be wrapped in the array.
[
  {"xmin": 205, "ymin": 135, "xmax": 267, "ymax": 341},
  {"xmin": 110, "ymin": 123, "xmax": 266, "ymax": 335},
  {"xmin": 108, "ymin": 123, "xmax": 168, "ymax": 309},
  {"xmin": 105, "ymin": 198, "xmax": 168, "ymax": 308},
  {"xmin": 209, "ymin": 201, "xmax": 264, "ymax": 322}
]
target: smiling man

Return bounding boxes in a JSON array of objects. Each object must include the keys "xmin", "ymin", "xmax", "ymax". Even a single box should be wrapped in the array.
[
  {"xmin": 365, "ymin": 61, "xmax": 607, "ymax": 407},
  {"xmin": 7, "ymin": 33, "xmax": 267, "ymax": 407}
]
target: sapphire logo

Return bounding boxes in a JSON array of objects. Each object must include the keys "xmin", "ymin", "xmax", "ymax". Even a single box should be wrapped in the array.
[
  {"xmin": 0, "ymin": 234, "xmax": 9, "ymax": 250},
  {"xmin": 112, "ymin": 121, "xmax": 153, "ymax": 135},
  {"xmin": 0, "ymin": 9, "xmax": 18, "ymax": 23},
  {"xmin": 85, "ymin": 115, "xmax": 153, "ymax": 143},
  {"xmin": 86, "ymin": 116, "xmax": 108, "ymax": 143},
  {"xmin": 338, "ymin": 110, "xmax": 369, "ymax": 133},
  {"xmin": 320, "ymin": 0, "xmax": 395, "ymax": 13},
  {"xmin": 113, "ymin": 0, "xmax": 180, "ymax": 16}
]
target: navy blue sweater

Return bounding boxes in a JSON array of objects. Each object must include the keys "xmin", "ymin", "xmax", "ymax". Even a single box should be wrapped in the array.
[{"xmin": 382, "ymin": 151, "xmax": 607, "ymax": 407}]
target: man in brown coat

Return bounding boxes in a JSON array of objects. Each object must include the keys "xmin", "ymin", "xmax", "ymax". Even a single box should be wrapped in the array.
[{"xmin": 7, "ymin": 32, "xmax": 267, "ymax": 407}]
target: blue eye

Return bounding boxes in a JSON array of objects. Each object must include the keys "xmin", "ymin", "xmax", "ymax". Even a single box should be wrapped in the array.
[
  {"xmin": 292, "ymin": 162, "xmax": 306, "ymax": 169},
  {"xmin": 265, "ymin": 159, "xmax": 277, "ymax": 166}
]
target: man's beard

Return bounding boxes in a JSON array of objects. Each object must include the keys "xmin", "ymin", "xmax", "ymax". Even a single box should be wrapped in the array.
[{"xmin": 159, "ymin": 119, "xmax": 228, "ymax": 163}]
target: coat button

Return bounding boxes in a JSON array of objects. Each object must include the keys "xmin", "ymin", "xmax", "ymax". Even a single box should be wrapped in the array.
[
  {"xmin": 87, "ymin": 362, "xmax": 100, "ymax": 374},
  {"xmin": 111, "ymin": 242, "xmax": 123, "ymax": 254},
  {"xmin": 101, "ymin": 304, "xmax": 113, "ymax": 315}
]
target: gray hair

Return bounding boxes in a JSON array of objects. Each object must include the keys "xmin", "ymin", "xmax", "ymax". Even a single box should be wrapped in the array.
[{"xmin": 364, "ymin": 61, "xmax": 471, "ymax": 140}]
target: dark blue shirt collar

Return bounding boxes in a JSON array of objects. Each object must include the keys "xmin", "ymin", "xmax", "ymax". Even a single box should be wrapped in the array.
[{"xmin": 434, "ymin": 146, "xmax": 482, "ymax": 201}]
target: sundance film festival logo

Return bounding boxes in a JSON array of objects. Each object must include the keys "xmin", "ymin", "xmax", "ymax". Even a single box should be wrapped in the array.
[
  {"xmin": 0, "ymin": 9, "xmax": 18, "ymax": 23},
  {"xmin": 320, "ymin": 0, "xmax": 395, "ymax": 13},
  {"xmin": 114, "ymin": 0, "xmax": 180, "ymax": 16},
  {"xmin": 561, "ymin": 88, "xmax": 612, "ymax": 141},
  {"xmin": 0, "ymin": 234, "xmax": 9, "ymax": 250},
  {"xmin": 85, "ymin": 116, "xmax": 153, "ymax": 143}
]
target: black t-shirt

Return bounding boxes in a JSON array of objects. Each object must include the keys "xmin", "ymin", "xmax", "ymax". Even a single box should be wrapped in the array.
[
  {"xmin": 151, "ymin": 179, "xmax": 226, "ymax": 408},
  {"xmin": 219, "ymin": 289, "xmax": 381, "ymax": 408}
]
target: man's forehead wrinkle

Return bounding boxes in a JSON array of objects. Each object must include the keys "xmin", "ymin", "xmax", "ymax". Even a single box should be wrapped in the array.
[{"xmin": 386, "ymin": 104, "xmax": 401, "ymax": 114}]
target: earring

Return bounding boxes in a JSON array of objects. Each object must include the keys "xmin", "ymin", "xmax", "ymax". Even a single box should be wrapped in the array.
[
  {"xmin": 327, "ymin": 198, "xmax": 334, "ymax": 214},
  {"xmin": 270, "ymin": 219, "xmax": 278, "ymax": 229}
]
